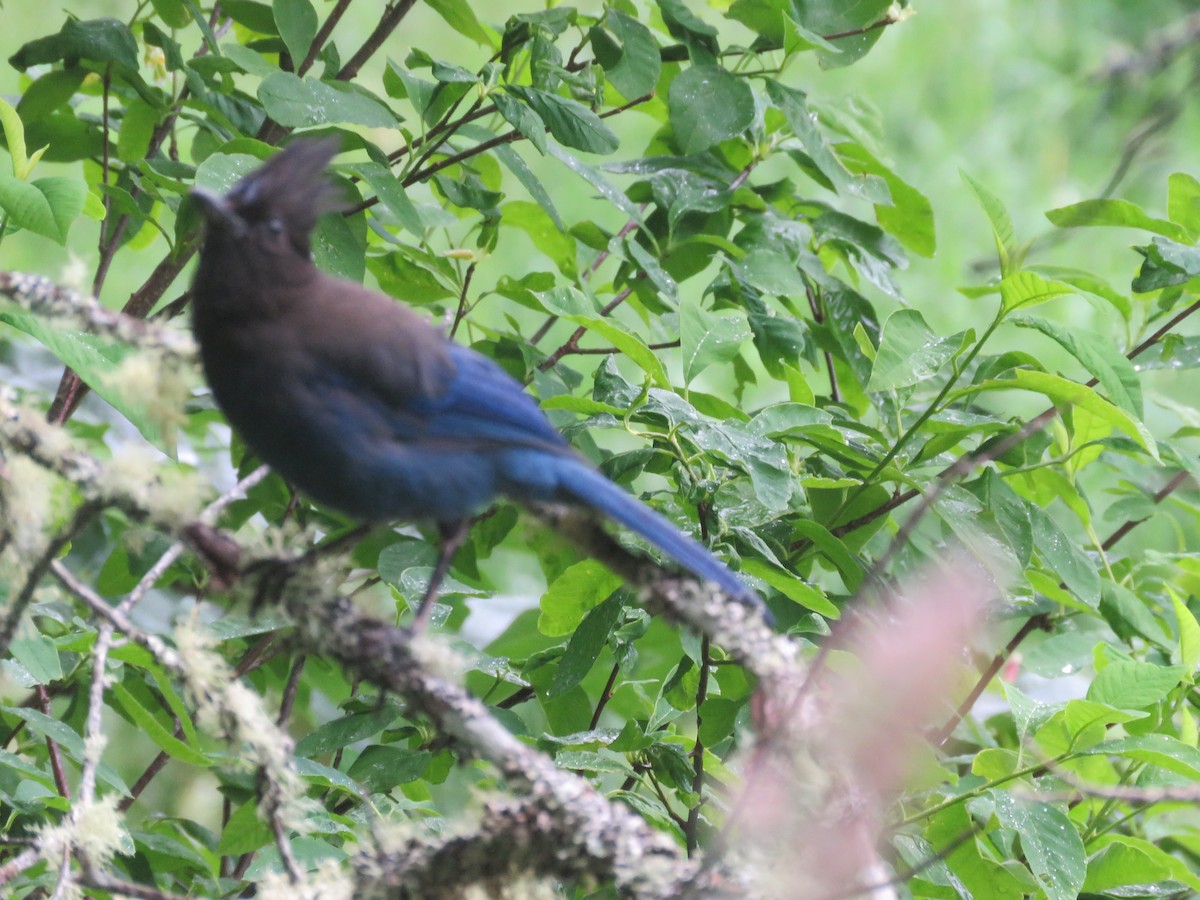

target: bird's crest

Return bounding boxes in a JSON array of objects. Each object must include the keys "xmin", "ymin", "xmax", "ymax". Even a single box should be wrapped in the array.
[{"xmin": 226, "ymin": 137, "xmax": 345, "ymax": 240}]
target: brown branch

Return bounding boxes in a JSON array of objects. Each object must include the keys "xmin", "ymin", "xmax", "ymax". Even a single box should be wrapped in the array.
[
  {"xmin": 822, "ymin": 12, "xmax": 904, "ymax": 42},
  {"xmin": 588, "ymin": 663, "xmax": 621, "ymax": 731},
  {"xmin": 80, "ymin": 868, "xmax": 191, "ymax": 900},
  {"xmin": 298, "ymin": 0, "xmax": 354, "ymax": 76},
  {"xmin": 685, "ymin": 636, "xmax": 712, "ymax": 856},
  {"xmin": 529, "ymin": 216, "xmax": 646, "ymax": 346},
  {"xmin": 120, "ymin": 727, "xmax": 179, "ymax": 813},
  {"xmin": 1101, "ymin": 469, "xmax": 1191, "ymax": 551},
  {"xmin": 538, "ymin": 286, "xmax": 636, "ymax": 372},
  {"xmin": 276, "ymin": 655, "xmax": 307, "ymax": 727},
  {"xmin": 336, "ymin": 0, "xmax": 418, "ymax": 82},
  {"xmin": 929, "ymin": 615, "xmax": 1053, "ymax": 747},
  {"xmin": 449, "ymin": 261, "xmax": 477, "ymax": 338},
  {"xmin": 38, "ymin": 684, "xmax": 71, "ymax": 801},
  {"xmin": 567, "ymin": 340, "xmax": 681, "ymax": 356},
  {"xmin": 402, "ymin": 91, "xmax": 654, "ymax": 190}
]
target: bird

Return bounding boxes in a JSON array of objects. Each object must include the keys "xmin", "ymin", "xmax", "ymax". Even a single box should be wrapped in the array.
[{"xmin": 189, "ymin": 137, "xmax": 766, "ymax": 623}]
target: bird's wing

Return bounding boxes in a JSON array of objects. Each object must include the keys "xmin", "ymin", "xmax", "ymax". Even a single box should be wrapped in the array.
[{"xmin": 303, "ymin": 278, "xmax": 571, "ymax": 453}]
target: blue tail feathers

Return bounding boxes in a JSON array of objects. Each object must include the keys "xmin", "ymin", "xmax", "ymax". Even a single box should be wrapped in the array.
[{"xmin": 553, "ymin": 460, "xmax": 767, "ymax": 615}]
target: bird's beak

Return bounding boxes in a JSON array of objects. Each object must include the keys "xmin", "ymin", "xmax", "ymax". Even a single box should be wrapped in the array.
[{"xmin": 190, "ymin": 187, "xmax": 245, "ymax": 236}]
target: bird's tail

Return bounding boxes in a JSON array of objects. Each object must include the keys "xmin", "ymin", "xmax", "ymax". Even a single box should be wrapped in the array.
[{"xmin": 553, "ymin": 459, "xmax": 765, "ymax": 613}]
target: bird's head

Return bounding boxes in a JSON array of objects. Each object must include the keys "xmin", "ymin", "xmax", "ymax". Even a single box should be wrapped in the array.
[{"xmin": 190, "ymin": 137, "xmax": 344, "ymax": 259}]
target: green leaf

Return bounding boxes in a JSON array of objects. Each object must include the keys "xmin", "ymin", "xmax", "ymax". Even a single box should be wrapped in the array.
[
  {"xmin": 963, "ymin": 470, "xmax": 1033, "ymax": 569},
  {"xmin": 867, "ymin": 309, "xmax": 960, "ymax": 391},
  {"xmin": 545, "ymin": 143, "xmax": 644, "ymax": 224},
  {"xmin": 346, "ymin": 746, "xmax": 430, "ymax": 792},
  {"xmin": 1085, "ymin": 835, "xmax": 1200, "ymax": 892},
  {"xmin": 367, "ymin": 248, "xmax": 456, "ymax": 304},
  {"xmin": 1084, "ymin": 733, "xmax": 1200, "ymax": 779},
  {"xmin": 0, "ymin": 706, "xmax": 130, "ymax": 795},
  {"xmin": 1025, "ymin": 504, "xmax": 1100, "ymax": 608},
  {"xmin": 991, "ymin": 792, "xmax": 1085, "ymax": 900},
  {"xmin": 111, "ymin": 683, "xmax": 211, "ymax": 767},
  {"xmin": 273, "ymin": 0, "xmax": 317, "ymax": 64},
  {"xmin": 492, "ymin": 142, "xmax": 563, "ymax": 229},
  {"xmin": 424, "ymin": 0, "xmax": 493, "ymax": 46},
  {"xmin": 1010, "ymin": 315, "xmax": 1141, "ymax": 417},
  {"xmin": 504, "ymin": 200, "xmax": 577, "ymax": 278},
  {"xmin": 1099, "ymin": 581, "xmax": 1170, "ymax": 649},
  {"xmin": 624, "ymin": 237, "xmax": 677, "ymax": 306},
  {"xmin": 729, "ymin": 249, "xmax": 809, "ymax": 296},
  {"xmin": 16, "ymin": 68, "xmax": 87, "ymax": 123},
  {"xmin": 997, "ymin": 270, "xmax": 1075, "ymax": 313},
  {"xmin": 344, "ymin": 161, "xmax": 425, "ymax": 236},
  {"xmin": 791, "ymin": 520, "xmax": 863, "ymax": 591},
  {"xmin": 768, "ymin": 80, "xmax": 887, "ymax": 202},
  {"xmin": 504, "ymin": 86, "xmax": 619, "ymax": 155},
  {"xmin": 220, "ymin": 42, "xmax": 278, "ymax": 77},
  {"xmin": 961, "ymin": 170, "xmax": 1015, "ymax": 271},
  {"xmin": 9, "ymin": 635, "xmax": 63, "ymax": 684},
  {"xmin": 970, "ymin": 369, "xmax": 1156, "ymax": 459},
  {"xmin": 539, "ymin": 560, "xmax": 624, "ymax": 637},
  {"xmin": 548, "ymin": 308, "xmax": 671, "ymax": 386},
  {"xmin": 1087, "ymin": 660, "xmax": 1186, "ymax": 709},
  {"xmin": 217, "ymin": 801, "xmax": 272, "ymax": 854},
  {"xmin": 117, "ymin": 99, "xmax": 161, "ymax": 165},
  {"xmin": 935, "ymin": 485, "xmax": 1022, "ymax": 583},
  {"xmin": 1082, "ymin": 839, "xmax": 1176, "ymax": 894},
  {"xmin": 593, "ymin": 12, "xmax": 661, "ymax": 100},
  {"xmin": 679, "ymin": 295, "xmax": 751, "ymax": 383},
  {"xmin": 150, "ymin": 0, "xmax": 193, "ymax": 28},
  {"xmin": 0, "ymin": 98, "xmax": 30, "ymax": 179},
  {"xmin": 313, "ymin": 204, "xmax": 366, "ymax": 282},
  {"xmin": 258, "ymin": 73, "xmax": 397, "ymax": 127},
  {"xmin": 1058, "ymin": 699, "xmax": 1145, "ymax": 741},
  {"xmin": 0, "ymin": 175, "xmax": 86, "ymax": 244},
  {"xmin": 492, "ymin": 91, "xmax": 548, "ymax": 154},
  {"xmin": 0, "ymin": 310, "xmax": 172, "ymax": 452},
  {"xmin": 1170, "ymin": 590, "xmax": 1200, "ymax": 674},
  {"xmin": 193, "ymin": 151, "xmax": 261, "ymax": 193},
  {"xmin": 1132, "ymin": 235, "xmax": 1200, "ymax": 292},
  {"xmin": 549, "ymin": 590, "xmax": 625, "ymax": 697},
  {"xmin": 838, "ymin": 140, "xmax": 936, "ymax": 257},
  {"xmin": 786, "ymin": 0, "xmax": 891, "ymax": 68},
  {"xmin": 739, "ymin": 558, "xmax": 838, "ymax": 617},
  {"xmin": 669, "ymin": 66, "xmax": 754, "ymax": 155},
  {"xmin": 9, "ymin": 17, "xmax": 140, "ymax": 71},
  {"xmin": 1167, "ymin": 171, "xmax": 1200, "ymax": 240},
  {"xmin": 1045, "ymin": 198, "xmax": 1189, "ymax": 241},
  {"xmin": 221, "ymin": 0, "xmax": 278, "ymax": 33}
]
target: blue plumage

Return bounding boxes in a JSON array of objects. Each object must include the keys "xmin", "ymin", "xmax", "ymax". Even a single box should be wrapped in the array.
[{"xmin": 190, "ymin": 139, "xmax": 765, "ymax": 616}]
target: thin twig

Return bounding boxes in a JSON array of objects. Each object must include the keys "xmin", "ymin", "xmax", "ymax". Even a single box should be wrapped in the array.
[
  {"xmin": 450, "ymin": 261, "xmax": 478, "ymax": 338},
  {"xmin": 37, "ymin": 684, "xmax": 71, "ymax": 801},
  {"xmin": 276, "ymin": 655, "xmax": 307, "ymax": 727},
  {"xmin": 538, "ymin": 286, "xmax": 636, "ymax": 372},
  {"xmin": 685, "ymin": 636, "xmax": 712, "ymax": 856},
  {"xmin": 588, "ymin": 663, "xmax": 621, "ymax": 731}
]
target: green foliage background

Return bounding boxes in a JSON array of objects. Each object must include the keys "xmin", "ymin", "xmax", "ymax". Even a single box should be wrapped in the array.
[{"xmin": 2, "ymin": 0, "xmax": 1200, "ymax": 897}]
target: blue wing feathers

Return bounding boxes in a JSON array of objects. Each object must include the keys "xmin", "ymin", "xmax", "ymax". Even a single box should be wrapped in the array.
[{"xmin": 415, "ymin": 345, "xmax": 569, "ymax": 449}]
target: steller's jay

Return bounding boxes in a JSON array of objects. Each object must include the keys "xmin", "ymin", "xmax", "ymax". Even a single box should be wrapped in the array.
[{"xmin": 189, "ymin": 138, "xmax": 765, "ymax": 621}]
